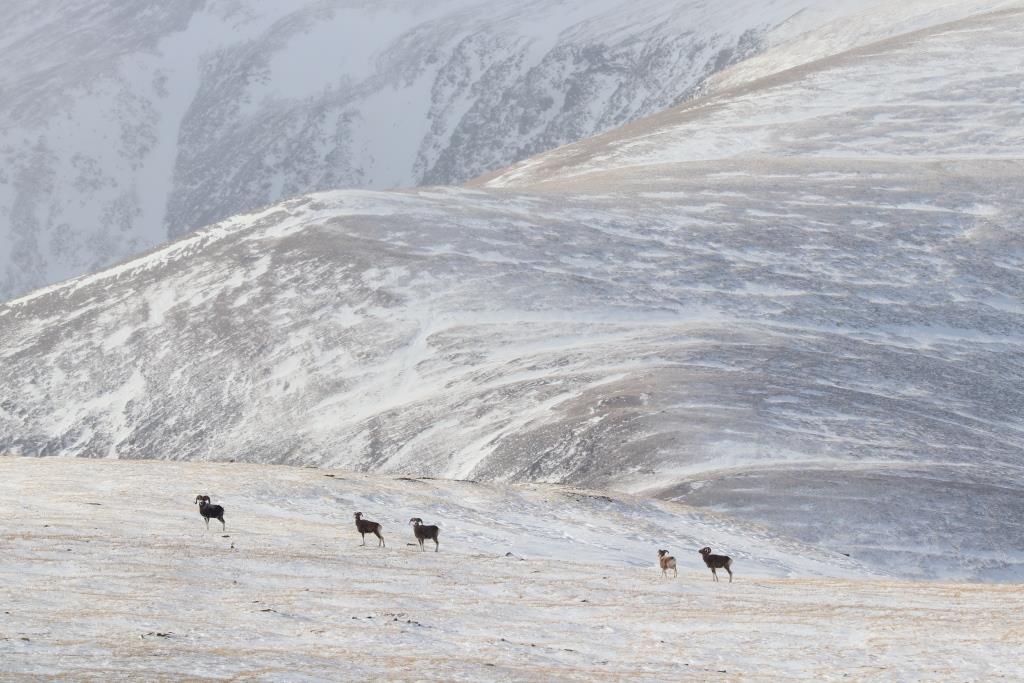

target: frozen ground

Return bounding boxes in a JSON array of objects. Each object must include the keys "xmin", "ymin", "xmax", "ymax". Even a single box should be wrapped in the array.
[{"xmin": 1, "ymin": 456, "xmax": 1022, "ymax": 682}]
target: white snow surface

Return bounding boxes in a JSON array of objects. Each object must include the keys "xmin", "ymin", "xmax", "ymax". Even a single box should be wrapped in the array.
[
  {"xmin": 479, "ymin": 1, "xmax": 1024, "ymax": 187},
  {"xmin": 2, "ymin": 456, "xmax": 1022, "ymax": 681},
  {"xmin": 0, "ymin": 0, "xmax": 880, "ymax": 302},
  {"xmin": 2, "ymin": 2, "xmax": 1023, "ymax": 581}
]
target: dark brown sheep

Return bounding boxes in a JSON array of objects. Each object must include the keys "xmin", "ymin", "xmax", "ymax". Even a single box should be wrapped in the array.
[
  {"xmin": 409, "ymin": 518, "xmax": 440, "ymax": 552},
  {"xmin": 194, "ymin": 495, "xmax": 225, "ymax": 531},
  {"xmin": 699, "ymin": 546, "xmax": 733, "ymax": 582},
  {"xmin": 354, "ymin": 512, "xmax": 385, "ymax": 547}
]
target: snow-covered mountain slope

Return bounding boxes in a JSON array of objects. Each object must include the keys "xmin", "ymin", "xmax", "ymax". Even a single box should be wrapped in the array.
[
  {"xmin": 0, "ymin": 0, "xmax": 883, "ymax": 303},
  {"xmin": 478, "ymin": 2, "xmax": 1024, "ymax": 188},
  {"xmin": 2, "ymin": 3, "xmax": 1023, "ymax": 579},
  {"xmin": 3, "ymin": 457, "xmax": 1022, "ymax": 681}
]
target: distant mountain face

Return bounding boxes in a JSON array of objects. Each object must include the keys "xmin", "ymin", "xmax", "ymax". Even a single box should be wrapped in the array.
[
  {"xmin": 0, "ymin": 0, "xmax": 851, "ymax": 302},
  {"xmin": 2, "ymin": 1, "xmax": 1022, "ymax": 578}
]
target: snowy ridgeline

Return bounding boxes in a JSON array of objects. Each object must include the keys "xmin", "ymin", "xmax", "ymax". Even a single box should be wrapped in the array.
[
  {"xmin": 2, "ymin": 0, "xmax": 1014, "ymax": 301},
  {"xmin": 479, "ymin": 1, "xmax": 1024, "ymax": 188},
  {"xmin": 0, "ymin": 0, "xmax": 874, "ymax": 301},
  {"xmin": 1, "ymin": 457, "xmax": 1022, "ymax": 681},
  {"xmin": 2, "ymin": 167, "xmax": 1022, "ymax": 579}
]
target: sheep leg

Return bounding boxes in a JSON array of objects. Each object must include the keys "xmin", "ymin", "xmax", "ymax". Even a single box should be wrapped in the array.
[
  {"xmin": 204, "ymin": 517, "xmax": 210, "ymax": 530},
  {"xmin": 711, "ymin": 568, "xmax": 718, "ymax": 582},
  {"xmin": 375, "ymin": 531, "xmax": 385, "ymax": 547},
  {"xmin": 419, "ymin": 538, "xmax": 424, "ymax": 551},
  {"xmin": 673, "ymin": 567, "xmax": 678, "ymax": 578},
  {"xmin": 726, "ymin": 566, "xmax": 733, "ymax": 583},
  {"xmin": 434, "ymin": 538, "xmax": 439, "ymax": 553},
  {"xmin": 220, "ymin": 518, "xmax": 226, "ymax": 531},
  {"xmin": 360, "ymin": 533, "xmax": 366, "ymax": 546}
]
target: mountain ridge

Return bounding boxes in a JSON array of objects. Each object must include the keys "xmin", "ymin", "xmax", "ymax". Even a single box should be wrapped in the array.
[
  {"xmin": 0, "ymin": 0, "xmax": 864, "ymax": 301},
  {"xmin": 1, "ymin": 1, "xmax": 1022, "ymax": 579}
]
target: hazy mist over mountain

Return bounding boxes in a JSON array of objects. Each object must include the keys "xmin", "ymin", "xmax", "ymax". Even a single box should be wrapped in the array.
[{"xmin": 0, "ymin": 0, "xmax": 864, "ymax": 301}]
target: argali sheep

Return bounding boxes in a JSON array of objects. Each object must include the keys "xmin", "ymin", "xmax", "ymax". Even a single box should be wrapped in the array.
[
  {"xmin": 699, "ymin": 546, "xmax": 733, "ymax": 582},
  {"xmin": 194, "ymin": 495, "xmax": 225, "ymax": 531},
  {"xmin": 657, "ymin": 549, "xmax": 677, "ymax": 578},
  {"xmin": 354, "ymin": 512, "xmax": 385, "ymax": 547},
  {"xmin": 409, "ymin": 518, "xmax": 440, "ymax": 552}
]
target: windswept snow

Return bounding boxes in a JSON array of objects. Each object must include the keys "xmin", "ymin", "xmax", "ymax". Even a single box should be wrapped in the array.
[
  {"xmin": 2, "ymin": 2, "xmax": 1023, "ymax": 581},
  {"xmin": 2, "ymin": 164, "xmax": 1022, "ymax": 578},
  {"xmin": 0, "ymin": 0, "xmax": 866, "ymax": 301},
  {"xmin": 2, "ymin": 457, "xmax": 1022, "ymax": 681},
  {"xmin": 479, "ymin": 4, "xmax": 1024, "ymax": 187}
]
